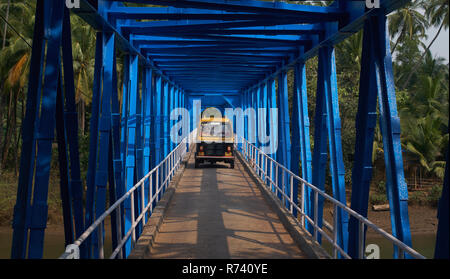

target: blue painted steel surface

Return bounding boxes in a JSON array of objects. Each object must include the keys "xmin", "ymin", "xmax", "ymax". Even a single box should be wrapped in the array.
[
  {"xmin": 291, "ymin": 59, "xmax": 312, "ymax": 218},
  {"xmin": 13, "ymin": 0, "xmax": 442, "ymax": 259},
  {"xmin": 322, "ymin": 45, "xmax": 349, "ymax": 255},
  {"xmin": 435, "ymin": 148, "xmax": 449, "ymax": 259},
  {"xmin": 348, "ymin": 15, "xmax": 380, "ymax": 258},
  {"xmin": 276, "ymin": 70, "xmax": 291, "ymax": 205},
  {"xmin": 310, "ymin": 46, "xmax": 328, "ymax": 239},
  {"xmin": 373, "ymin": 12, "xmax": 412, "ymax": 258}
]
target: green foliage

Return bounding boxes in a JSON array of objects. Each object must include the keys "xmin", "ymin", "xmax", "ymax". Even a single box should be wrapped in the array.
[
  {"xmin": 370, "ymin": 193, "xmax": 388, "ymax": 205},
  {"xmin": 427, "ymin": 185, "xmax": 443, "ymax": 207},
  {"xmin": 409, "ymin": 191, "xmax": 427, "ymax": 205}
]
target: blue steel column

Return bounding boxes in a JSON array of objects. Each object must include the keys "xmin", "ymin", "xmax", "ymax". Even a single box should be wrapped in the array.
[
  {"xmin": 163, "ymin": 81, "xmax": 170, "ymax": 192},
  {"xmin": 276, "ymin": 70, "xmax": 291, "ymax": 207},
  {"xmin": 11, "ymin": 0, "xmax": 65, "ymax": 259},
  {"xmin": 310, "ymin": 47, "xmax": 328, "ymax": 238},
  {"xmin": 135, "ymin": 63, "xmax": 144, "ymax": 237},
  {"xmin": 61, "ymin": 8, "xmax": 84, "ymax": 254},
  {"xmin": 292, "ymin": 59, "xmax": 312, "ymax": 218},
  {"xmin": 435, "ymin": 149, "xmax": 449, "ymax": 259},
  {"xmin": 85, "ymin": 33, "xmax": 104, "ymax": 258},
  {"xmin": 168, "ymin": 85, "xmax": 173, "ymax": 151},
  {"xmin": 154, "ymin": 75, "xmax": 162, "ymax": 167},
  {"xmin": 152, "ymin": 75, "xmax": 162, "ymax": 206},
  {"xmin": 11, "ymin": 0, "xmax": 47, "ymax": 258},
  {"xmin": 322, "ymin": 45, "xmax": 348, "ymax": 254},
  {"xmin": 110, "ymin": 51, "xmax": 125, "ymax": 259},
  {"xmin": 348, "ymin": 16, "xmax": 379, "ymax": 258},
  {"xmin": 375, "ymin": 12, "xmax": 412, "ymax": 258},
  {"xmin": 143, "ymin": 67, "xmax": 153, "ymax": 221},
  {"xmin": 256, "ymin": 86, "xmax": 261, "ymax": 151},
  {"xmin": 123, "ymin": 54, "xmax": 139, "ymax": 256},
  {"xmin": 243, "ymin": 90, "xmax": 248, "ymax": 145},
  {"xmin": 92, "ymin": 32, "xmax": 116, "ymax": 258},
  {"xmin": 268, "ymin": 78, "xmax": 277, "ymax": 193},
  {"xmin": 260, "ymin": 83, "xmax": 268, "ymax": 178}
]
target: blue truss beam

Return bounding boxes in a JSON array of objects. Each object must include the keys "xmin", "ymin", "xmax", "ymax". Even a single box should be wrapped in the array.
[{"xmin": 104, "ymin": 0, "xmax": 345, "ymax": 20}]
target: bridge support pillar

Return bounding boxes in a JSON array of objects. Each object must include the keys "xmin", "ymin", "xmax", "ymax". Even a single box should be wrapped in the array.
[
  {"xmin": 276, "ymin": 70, "xmax": 292, "ymax": 207},
  {"xmin": 11, "ymin": 0, "xmax": 84, "ymax": 259},
  {"xmin": 310, "ymin": 41, "xmax": 348, "ymax": 255},
  {"xmin": 292, "ymin": 56, "xmax": 312, "ymax": 219},
  {"xmin": 349, "ymin": 12, "xmax": 412, "ymax": 259}
]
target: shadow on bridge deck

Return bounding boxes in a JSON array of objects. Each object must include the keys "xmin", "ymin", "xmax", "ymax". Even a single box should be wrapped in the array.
[{"xmin": 134, "ymin": 154, "xmax": 307, "ymax": 259}]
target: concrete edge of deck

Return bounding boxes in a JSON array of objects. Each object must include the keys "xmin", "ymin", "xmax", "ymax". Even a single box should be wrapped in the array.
[
  {"xmin": 128, "ymin": 149, "xmax": 193, "ymax": 259},
  {"xmin": 235, "ymin": 151, "xmax": 331, "ymax": 259}
]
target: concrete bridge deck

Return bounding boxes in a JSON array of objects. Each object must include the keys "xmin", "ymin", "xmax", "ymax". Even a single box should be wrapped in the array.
[{"xmin": 130, "ymin": 153, "xmax": 309, "ymax": 259}]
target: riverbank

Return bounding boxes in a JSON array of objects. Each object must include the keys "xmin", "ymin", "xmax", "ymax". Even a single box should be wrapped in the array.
[{"xmin": 0, "ymin": 204, "xmax": 438, "ymax": 259}]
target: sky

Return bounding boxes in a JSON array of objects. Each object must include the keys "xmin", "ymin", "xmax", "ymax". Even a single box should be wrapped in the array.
[{"xmin": 425, "ymin": 26, "xmax": 449, "ymax": 63}]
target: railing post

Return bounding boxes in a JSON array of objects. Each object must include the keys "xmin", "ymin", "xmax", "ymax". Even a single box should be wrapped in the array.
[
  {"xmin": 301, "ymin": 182, "xmax": 305, "ymax": 227},
  {"xmin": 333, "ymin": 204, "xmax": 338, "ymax": 259},
  {"xmin": 290, "ymin": 176, "xmax": 294, "ymax": 214},
  {"xmin": 141, "ymin": 182, "xmax": 146, "ymax": 226},
  {"xmin": 98, "ymin": 222, "xmax": 104, "ymax": 259},
  {"xmin": 130, "ymin": 191, "xmax": 136, "ymax": 248},
  {"xmin": 358, "ymin": 221, "xmax": 365, "ymax": 259},
  {"xmin": 314, "ymin": 191, "xmax": 319, "ymax": 242}
]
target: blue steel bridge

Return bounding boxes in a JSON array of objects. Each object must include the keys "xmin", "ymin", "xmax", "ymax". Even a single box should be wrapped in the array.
[{"xmin": 9, "ymin": 0, "xmax": 448, "ymax": 259}]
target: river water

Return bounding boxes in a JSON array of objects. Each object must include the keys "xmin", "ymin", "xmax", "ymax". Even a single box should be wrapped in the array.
[
  {"xmin": 0, "ymin": 227, "xmax": 437, "ymax": 259},
  {"xmin": 0, "ymin": 227, "xmax": 112, "ymax": 259}
]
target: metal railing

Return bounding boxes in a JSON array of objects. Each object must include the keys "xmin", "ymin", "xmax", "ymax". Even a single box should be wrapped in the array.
[
  {"xmin": 60, "ymin": 135, "xmax": 191, "ymax": 259},
  {"xmin": 237, "ymin": 136, "xmax": 425, "ymax": 259}
]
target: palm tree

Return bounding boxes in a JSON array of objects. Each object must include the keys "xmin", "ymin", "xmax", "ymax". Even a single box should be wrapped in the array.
[
  {"xmin": 402, "ymin": 0, "xmax": 449, "ymax": 88},
  {"xmin": 400, "ymin": 72, "xmax": 449, "ymax": 181},
  {"xmin": 388, "ymin": 0, "xmax": 429, "ymax": 54},
  {"xmin": 70, "ymin": 14, "xmax": 96, "ymax": 135},
  {"xmin": 0, "ymin": 1, "xmax": 33, "ymax": 171},
  {"xmin": 1, "ymin": 0, "xmax": 11, "ymax": 49}
]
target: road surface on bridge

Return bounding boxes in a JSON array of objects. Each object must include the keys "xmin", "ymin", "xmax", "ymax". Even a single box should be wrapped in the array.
[{"xmin": 145, "ymin": 155, "xmax": 307, "ymax": 259}]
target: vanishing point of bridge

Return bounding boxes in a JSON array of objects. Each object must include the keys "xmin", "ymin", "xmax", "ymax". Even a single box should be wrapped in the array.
[{"xmin": 9, "ymin": 0, "xmax": 448, "ymax": 259}]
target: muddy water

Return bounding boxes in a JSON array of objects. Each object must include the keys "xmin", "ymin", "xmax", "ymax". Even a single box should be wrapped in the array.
[
  {"xmin": 0, "ymin": 227, "xmax": 437, "ymax": 259},
  {"xmin": 366, "ymin": 233, "xmax": 437, "ymax": 259},
  {"xmin": 0, "ymin": 226, "xmax": 112, "ymax": 259},
  {"xmin": 321, "ymin": 233, "xmax": 437, "ymax": 259}
]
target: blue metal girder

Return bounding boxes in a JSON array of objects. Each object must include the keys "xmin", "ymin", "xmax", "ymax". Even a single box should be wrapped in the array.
[
  {"xmin": 108, "ymin": 7, "xmax": 280, "ymax": 21},
  {"xmin": 310, "ymin": 45, "xmax": 328, "ymax": 239},
  {"xmin": 258, "ymin": 82, "xmax": 268, "ymax": 178},
  {"xmin": 321, "ymin": 45, "xmax": 349, "ymax": 255},
  {"xmin": 267, "ymin": 79, "xmax": 277, "ymax": 174},
  {"xmin": 348, "ymin": 14, "xmax": 379, "ymax": 258},
  {"xmin": 104, "ymin": 0, "xmax": 344, "ymax": 20},
  {"xmin": 123, "ymin": 54, "xmax": 140, "ymax": 257},
  {"xmin": 435, "ymin": 148, "xmax": 449, "ymax": 259},
  {"xmin": 276, "ymin": 70, "xmax": 291, "ymax": 206},
  {"xmin": 90, "ymin": 31, "xmax": 117, "ymax": 258},
  {"xmin": 291, "ymin": 57, "xmax": 312, "ymax": 218},
  {"xmin": 11, "ymin": 0, "xmax": 67, "ymax": 259},
  {"xmin": 110, "ymin": 50, "xmax": 125, "ymax": 259},
  {"xmin": 349, "ymin": 10, "xmax": 413, "ymax": 259},
  {"xmin": 153, "ymin": 75, "xmax": 163, "ymax": 204},
  {"xmin": 373, "ymin": 12, "xmax": 412, "ymax": 258},
  {"xmin": 61, "ymin": 9, "xmax": 85, "ymax": 254},
  {"xmin": 142, "ymin": 67, "xmax": 152, "ymax": 223}
]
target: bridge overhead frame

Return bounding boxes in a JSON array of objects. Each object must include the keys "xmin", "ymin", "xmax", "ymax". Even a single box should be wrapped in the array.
[{"xmin": 10, "ymin": 0, "xmax": 448, "ymax": 259}]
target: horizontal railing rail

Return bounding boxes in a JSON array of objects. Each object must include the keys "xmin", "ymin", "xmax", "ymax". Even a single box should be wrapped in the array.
[
  {"xmin": 236, "ymin": 135, "xmax": 425, "ymax": 259},
  {"xmin": 59, "ymin": 132, "xmax": 193, "ymax": 259}
]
